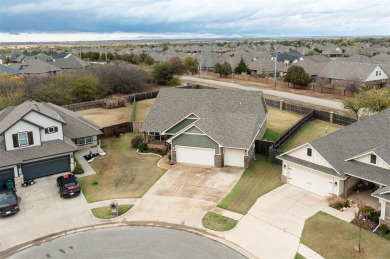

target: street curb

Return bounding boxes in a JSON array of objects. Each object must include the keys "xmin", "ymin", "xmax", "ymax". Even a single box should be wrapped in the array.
[{"xmin": 0, "ymin": 221, "xmax": 257, "ymax": 259}]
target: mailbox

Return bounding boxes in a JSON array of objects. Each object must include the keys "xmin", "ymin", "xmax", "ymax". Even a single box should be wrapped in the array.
[{"xmin": 110, "ymin": 200, "xmax": 118, "ymax": 217}]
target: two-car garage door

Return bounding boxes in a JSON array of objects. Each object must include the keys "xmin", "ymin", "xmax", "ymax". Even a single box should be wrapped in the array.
[
  {"xmin": 176, "ymin": 146, "xmax": 215, "ymax": 166},
  {"xmin": 288, "ymin": 165, "xmax": 334, "ymax": 197},
  {"xmin": 22, "ymin": 156, "xmax": 71, "ymax": 181}
]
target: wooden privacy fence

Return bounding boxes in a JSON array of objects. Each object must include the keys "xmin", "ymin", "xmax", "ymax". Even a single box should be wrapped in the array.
[{"xmin": 101, "ymin": 122, "xmax": 131, "ymax": 137}]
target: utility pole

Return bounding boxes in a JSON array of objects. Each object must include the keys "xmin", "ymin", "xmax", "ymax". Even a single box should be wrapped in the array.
[
  {"xmin": 199, "ymin": 51, "xmax": 201, "ymax": 78},
  {"xmin": 273, "ymin": 53, "xmax": 278, "ymax": 88}
]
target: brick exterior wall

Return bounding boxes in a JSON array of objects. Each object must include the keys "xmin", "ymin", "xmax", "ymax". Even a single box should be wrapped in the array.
[
  {"xmin": 214, "ymin": 154, "xmax": 223, "ymax": 168},
  {"xmin": 244, "ymin": 145, "xmax": 255, "ymax": 168}
]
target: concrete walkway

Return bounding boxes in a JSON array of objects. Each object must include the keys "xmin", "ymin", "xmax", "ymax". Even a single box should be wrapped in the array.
[
  {"xmin": 74, "ymin": 147, "xmax": 101, "ymax": 177},
  {"xmin": 88, "ymin": 198, "xmax": 140, "ymax": 209}
]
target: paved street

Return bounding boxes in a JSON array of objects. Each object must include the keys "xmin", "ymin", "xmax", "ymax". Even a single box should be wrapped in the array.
[
  {"xmin": 181, "ymin": 76, "xmax": 345, "ymax": 111},
  {"xmin": 11, "ymin": 226, "xmax": 246, "ymax": 259}
]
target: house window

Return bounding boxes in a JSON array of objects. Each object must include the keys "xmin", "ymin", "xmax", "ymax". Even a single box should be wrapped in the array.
[
  {"xmin": 376, "ymin": 71, "xmax": 378, "ymax": 76},
  {"xmin": 149, "ymin": 132, "xmax": 162, "ymax": 141},
  {"xmin": 77, "ymin": 136, "xmax": 93, "ymax": 145},
  {"xmin": 370, "ymin": 154, "xmax": 377, "ymax": 164},
  {"xmin": 379, "ymin": 71, "xmax": 381, "ymax": 76},
  {"xmin": 18, "ymin": 132, "xmax": 28, "ymax": 146},
  {"xmin": 386, "ymin": 202, "xmax": 390, "ymax": 221},
  {"xmin": 45, "ymin": 126, "xmax": 58, "ymax": 134},
  {"xmin": 12, "ymin": 131, "xmax": 34, "ymax": 148},
  {"xmin": 307, "ymin": 148, "xmax": 312, "ymax": 157}
]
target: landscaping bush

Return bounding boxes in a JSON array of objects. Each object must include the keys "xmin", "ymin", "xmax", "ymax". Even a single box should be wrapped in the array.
[
  {"xmin": 73, "ymin": 159, "xmax": 85, "ymax": 174},
  {"xmin": 327, "ymin": 194, "xmax": 347, "ymax": 210},
  {"xmin": 131, "ymin": 135, "xmax": 144, "ymax": 148},
  {"xmin": 380, "ymin": 224, "xmax": 389, "ymax": 234},
  {"xmin": 385, "ymin": 233, "xmax": 390, "ymax": 240},
  {"xmin": 102, "ymin": 97, "xmax": 126, "ymax": 109},
  {"xmin": 138, "ymin": 142, "xmax": 148, "ymax": 152},
  {"xmin": 147, "ymin": 147, "xmax": 167, "ymax": 156}
]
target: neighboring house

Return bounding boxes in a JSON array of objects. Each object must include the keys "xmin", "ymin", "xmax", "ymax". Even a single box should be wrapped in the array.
[
  {"xmin": 0, "ymin": 101, "xmax": 102, "ymax": 186},
  {"xmin": 141, "ymin": 88, "xmax": 267, "ymax": 168},
  {"xmin": 0, "ymin": 64, "xmax": 19, "ymax": 75},
  {"xmin": 317, "ymin": 60, "xmax": 389, "ymax": 87},
  {"xmin": 9, "ymin": 59, "xmax": 61, "ymax": 76},
  {"xmin": 51, "ymin": 54, "xmax": 89, "ymax": 70},
  {"xmin": 278, "ymin": 109, "xmax": 390, "ymax": 227}
]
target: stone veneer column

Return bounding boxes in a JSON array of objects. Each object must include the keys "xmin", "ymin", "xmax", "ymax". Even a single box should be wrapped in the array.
[
  {"xmin": 171, "ymin": 151, "xmax": 176, "ymax": 162},
  {"xmin": 281, "ymin": 175, "xmax": 287, "ymax": 183},
  {"xmin": 214, "ymin": 154, "xmax": 223, "ymax": 168}
]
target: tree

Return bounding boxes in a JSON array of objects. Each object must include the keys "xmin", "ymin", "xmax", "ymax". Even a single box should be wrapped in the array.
[
  {"xmin": 183, "ymin": 57, "xmax": 199, "ymax": 74},
  {"xmin": 214, "ymin": 62, "xmax": 232, "ymax": 77},
  {"xmin": 354, "ymin": 43, "xmax": 362, "ymax": 54},
  {"xmin": 342, "ymin": 87, "xmax": 390, "ymax": 118},
  {"xmin": 151, "ymin": 58, "xmax": 185, "ymax": 85},
  {"xmin": 284, "ymin": 65, "xmax": 310, "ymax": 87},
  {"xmin": 234, "ymin": 57, "xmax": 251, "ymax": 74}
]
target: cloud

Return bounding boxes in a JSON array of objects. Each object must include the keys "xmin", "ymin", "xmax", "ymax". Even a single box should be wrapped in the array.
[{"xmin": 0, "ymin": 0, "xmax": 389, "ymax": 38}]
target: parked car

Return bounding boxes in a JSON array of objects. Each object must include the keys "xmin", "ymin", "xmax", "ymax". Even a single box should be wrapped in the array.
[
  {"xmin": 57, "ymin": 174, "xmax": 81, "ymax": 198},
  {"xmin": 0, "ymin": 189, "xmax": 20, "ymax": 217}
]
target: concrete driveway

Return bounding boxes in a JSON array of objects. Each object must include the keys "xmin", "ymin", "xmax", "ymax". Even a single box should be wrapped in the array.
[
  {"xmin": 123, "ymin": 164, "xmax": 244, "ymax": 229},
  {"xmin": 225, "ymin": 184, "xmax": 328, "ymax": 259},
  {"xmin": 0, "ymin": 175, "xmax": 97, "ymax": 252}
]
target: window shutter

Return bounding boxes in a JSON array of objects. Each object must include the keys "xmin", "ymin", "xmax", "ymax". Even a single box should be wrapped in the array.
[
  {"xmin": 54, "ymin": 126, "xmax": 58, "ymax": 132},
  {"xmin": 27, "ymin": 131, "xmax": 34, "ymax": 145},
  {"xmin": 45, "ymin": 128, "xmax": 49, "ymax": 133},
  {"xmin": 12, "ymin": 134, "xmax": 19, "ymax": 148}
]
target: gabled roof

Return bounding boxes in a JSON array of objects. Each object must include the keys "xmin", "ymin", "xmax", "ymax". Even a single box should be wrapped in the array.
[
  {"xmin": 0, "ymin": 101, "xmax": 66, "ymax": 134},
  {"xmin": 372, "ymin": 186, "xmax": 390, "ymax": 201},
  {"xmin": 11, "ymin": 59, "xmax": 61, "ymax": 74},
  {"xmin": 317, "ymin": 61, "xmax": 385, "ymax": 81},
  {"xmin": 141, "ymin": 88, "xmax": 267, "ymax": 149},
  {"xmin": 51, "ymin": 54, "xmax": 88, "ymax": 69},
  {"xmin": 309, "ymin": 109, "xmax": 390, "ymax": 185}
]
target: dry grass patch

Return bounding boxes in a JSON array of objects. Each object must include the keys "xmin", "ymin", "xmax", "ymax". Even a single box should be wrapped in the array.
[
  {"xmin": 263, "ymin": 107, "xmax": 303, "ymax": 141},
  {"xmin": 302, "ymin": 212, "xmax": 390, "ymax": 259},
  {"xmin": 281, "ymin": 119, "xmax": 343, "ymax": 152},
  {"xmin": 78, "ymin": 104, "xmax": 132, "ymax": 127},
  {"xmin": 133, "ymin": 98, "xmax": 155, "ymax": 121},
  {"xmin": 78, "ymin": 133, "xmax": 165, "ymax": 202}
]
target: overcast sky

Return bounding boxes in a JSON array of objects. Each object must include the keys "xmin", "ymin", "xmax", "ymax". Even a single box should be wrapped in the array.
[{"xmin": 0, "ymin": 0, "xmax": 389, "ymax": 42}]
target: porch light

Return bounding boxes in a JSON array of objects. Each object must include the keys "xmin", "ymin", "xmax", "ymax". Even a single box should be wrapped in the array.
[{"xmin": 334, "ymin": 182, "xmax": 338, "ymax": 186}]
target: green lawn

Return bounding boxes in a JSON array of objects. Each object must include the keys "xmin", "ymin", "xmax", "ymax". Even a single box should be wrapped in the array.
[
  {"xmin": 263, "ymin": 107, "xmax": 303, "ymax": 141},
  {"xmin": 202, "ymin": 212, "xmax": 238, "ymax": 232},
  {"xmin": 78, "ymin": 133, "xmax": 166, "ymax": 202},
  {"xmin": 281, "ymin": 120, "xmax": 343, "ymax": 152},
  {"xmin": 302, "ymin": 212, "xmax": 390, "ymax": 259},
  {"xmin": 294, "ymin": 253, "xmax": 305, "ymax": 259},
  {"xmin": 218, "ymin": 156, "xmax": 282, "ymax": 215},
  {"xmin": 91, "ymin": 205, "xmax": 133, "ymax": 219}
]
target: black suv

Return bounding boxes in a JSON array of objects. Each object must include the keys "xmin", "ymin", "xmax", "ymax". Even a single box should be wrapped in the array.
[
  {"xmin": 0, "ymin": 189, "xmax": 20, "ymax": 217},
  {"xmin": 57, "ymin": 174, "xmax": 81, "ymax": 198}
]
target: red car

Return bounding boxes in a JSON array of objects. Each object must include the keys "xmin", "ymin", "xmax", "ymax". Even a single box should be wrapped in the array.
[{"xmin": 57, "ymin": 174, "xmax": 81, "ymax": 198}]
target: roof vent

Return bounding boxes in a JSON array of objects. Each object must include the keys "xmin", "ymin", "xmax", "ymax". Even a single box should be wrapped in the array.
[{"xmin": 34, "ymin": 103, "xmax": 40, "ymax": 111}]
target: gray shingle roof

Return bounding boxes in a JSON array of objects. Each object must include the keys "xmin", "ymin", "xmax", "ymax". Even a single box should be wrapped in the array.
[
  {"xmin": 141, "ymin": 88, "xmax": 267, "ymax": 149},
  {"xmin": 12, "ymin": 59, "xmax": 61, "ymax": 74},
  {"xmin": 0, "ymin": 101, "xmax": 66, "ymax": 134},
  {"xmin": 309, "ymin": 109, "xmax": 390, "ymax": 185},
  {"xmin": 0, "ymin": 64, "xmax": 19, "ymax": 75},
  {"xmin": 51, "ymin": 54, "xmax": 88, "ymax": 69},
  {"xmin": 317, "ymin": 61, "xmax": 383, "ymax": 81},
  {"xmin": 372, "ymin": 186, "xmax": 390, "ymax": 202},
  {"xmin": 279, "ymin": 155, "xmax": 344, "ymax": 178},
  {"xmin": 0, "ymin": 137, "xmax": 77, "ymax": 167}
]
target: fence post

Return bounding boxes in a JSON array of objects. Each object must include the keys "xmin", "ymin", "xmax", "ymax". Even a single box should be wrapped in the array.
[
  {"xmin": 329, "ymin": 111, "xmax": 334, "ymax": 124},
  {"xmin": 279, "ymin": 100, "xmax": 284, "ymax": 110}
]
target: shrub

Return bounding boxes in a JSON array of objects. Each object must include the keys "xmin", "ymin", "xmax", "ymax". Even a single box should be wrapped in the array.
[
  {"xmin": 148, "ymin": 147, "xmax": 167, "ymax": 156},
  {"xmin": 380, "ymin": 224, "xmax": 389, "ymax": 234},
  {"xmin": 102, "ymin": 97, "xmax": 126, "ymax": 109},
  {"xmin": 91, "ymin": 180, "xmax": 99, "ymax": 186},
  {"xmin": 138, "ymin": 142, "xmax": 148, "ymax": 152},
  {"xmin": 327, "ymin": 194, "xmax": 347, "ymax": 209},
  {"xmin": 73, "ymin": 159, "xmax": 84, "ymax": 174},
  {"xmin": 168, "ymin": 77, "xmax": 181, "ymax": 86},
  {"xmin": 385, "ymin": 233, "xmax": 390, "ymax": 240},
  {"xmin": 131, "ymin": 135, "xmax": 144, "ymax": 148}
]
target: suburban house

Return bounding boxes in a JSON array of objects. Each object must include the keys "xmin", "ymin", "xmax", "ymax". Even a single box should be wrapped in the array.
[
  {"xmin": 9, "ymin": 59, "xmax": 61, "ymax": 76},
  {"xmin": 278, "ymin": 109, "xmax": 390, "ymax": 227},
  {"xmin": 0, "ymin": 101, "xmax": 102, "ymax": 187},
  {"xmin": 141, "ymin": 88, "xmax": 267, "ymax": 168}
]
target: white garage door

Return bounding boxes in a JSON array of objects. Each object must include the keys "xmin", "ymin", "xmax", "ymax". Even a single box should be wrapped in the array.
[
  {"xmin": 288, "ymin": 166, "xmax": 333, "ymax": 197},
  {"xmin": 176, "ymin": 146, "xmax": 215, "ymax": 166},
  {"xmin": 224, "ymin": 148, "xmax": 245, "ymax": 167}
]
